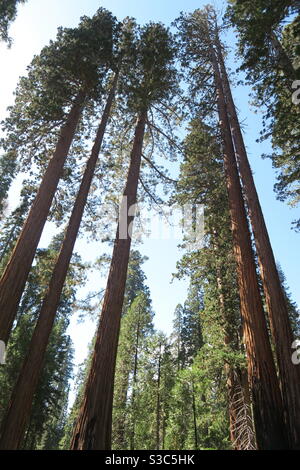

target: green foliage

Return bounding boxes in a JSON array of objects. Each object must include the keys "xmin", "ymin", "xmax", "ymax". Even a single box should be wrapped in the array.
[
  {"xmin": 119, "ymin": 22, "xmax": 177, "ymax": 114},
  {"xmin": 226, "ymin": 0, "xmax": 300, "ymax": 228},
  {"xmin": 0, "ymin": 234, "xmax": 87, "ymax": 449},
  {"xmin": 112, "ymin": 251, "xmax": 154, "ymax": 449},
  {"xmin": 0, "ymin": 8, "xmax": 120, "ymax": 214},
  {"xmin": 0, "ymin": 0, "xmax": 27, "ymax": 45}
]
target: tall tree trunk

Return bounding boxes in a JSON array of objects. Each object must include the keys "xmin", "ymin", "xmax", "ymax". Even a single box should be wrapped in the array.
[
  {"xmin": 70, "ymin": 110, "xmax": 147, "ymax": 450},
  {"xmin": 155, "ymin": 343, "xmax": 161, "ymax": 450},
  {"xmin": 213, "ymin": 239, "xmax": 255, "ymax": 450},
  {"xmin": 0, "ymin": 78, "xmax": 117, "ymax": 451},
  {"xmin": 0, "ymin": 90, "xmax": 86, "ymax": 346},
  {"xmin": 130, "ymin": 311, "xmax": 140, "ymax": 451},
  {"xmin": 191, "ymin": 380, "xmax": 198, "ymax": 450},
  {"xmin": 214, "ymin": 33, "xmax": 300, "ymax": 449},
  {"xmin": 112, "ymin": 367, "xmax": 130, "ymax": 449},
  {"xmin": 209, "ymin": 44, "xmax": 288, "ymax": 449}
]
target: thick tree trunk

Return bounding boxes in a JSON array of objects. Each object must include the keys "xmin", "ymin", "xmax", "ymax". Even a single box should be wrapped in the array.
[
  {"xmin": 215, "ymin": 35, "xmax": 300, "ymax": 449},
  {"xmin": 0, "ymin": 91, "xmax": 86, "ymax": 346},
  {"xmin": 0, "ymin": 78, "xmax": 117, "ymax": 451},
  {"xmin": 70, "ymin": 110, "xmax": 147, "ymax": 450},
  {"xmin": 210, "ymin": 44, "xmax": 288, "ymax": 449}
]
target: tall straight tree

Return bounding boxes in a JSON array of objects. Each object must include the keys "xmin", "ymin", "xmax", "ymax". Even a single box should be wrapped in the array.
[
  {"xmin": 0, "ymin": 72, "xmax": 118, "ymax": 450},
  {"xmin": 0, "ymin": 9, "xmax": 119, "ymax": 346},
  {"xmin": 112, "ymin": 251, "xmax": 153, "ymax": 450},
  {"xmin": 209, "ymin": 46, "xmax": 286, "ymax": 449},
  {"xmin": 175, "ymin": 9, "xmax": 288, "ymax": 449},
  {"xmin": 70, "ymin": 23, "xmax": 177, "ymax": 450},
  {"xmin": 212, "ymin": 23, "xmax": 300, "ymax": 449},
  {"xmin": 176, "ymin": 119, "xmax": 256, "ymax": 449}
]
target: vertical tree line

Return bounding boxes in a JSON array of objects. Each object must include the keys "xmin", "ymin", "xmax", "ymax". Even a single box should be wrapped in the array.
[{"xmin": 0, "ymin": 2, "xmax": 299, "ymax": 451}]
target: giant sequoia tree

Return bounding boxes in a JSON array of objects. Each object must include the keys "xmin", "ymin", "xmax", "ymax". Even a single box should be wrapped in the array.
[
  {"xmin": 0, "ymin": 2, "xmax": 299, "ymax": 452},
  {"xmin": 175, "ymin": 119, "xmax": 255, "ymax": 450},
  {"xmin": 0, "ymin": 73, "xmax": 119, "ymax": 450},
  {"xmin": 70, "ymin": 22, "xmax": 177, "ymax": 450},
  {"xmin": 212, "ymin": 25, "xmax": 300, "ymax": 448},
  {"xmin": 175, "ymin": 8, "xmax": 288, "ymax": 449},
  {"xmin": 0, "ymin": 9, "xmax": 119, "ymax": 346}
]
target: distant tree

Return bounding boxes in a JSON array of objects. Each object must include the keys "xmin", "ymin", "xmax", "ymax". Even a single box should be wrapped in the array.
[
  {"xmin": 175, "ymin": 8, "xmax": 287, "ymax": 449},
  {"xmin": 112, "ymin": 251, "xmax": 153, "ymax": 450},
  {"xmin": 0, "ymin": 235, "xmax": 85, "ymax": 449}
]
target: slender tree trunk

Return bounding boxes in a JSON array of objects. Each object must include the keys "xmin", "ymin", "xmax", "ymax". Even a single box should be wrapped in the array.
[
  {"xmin": 191, "ymin": 380, "xmax": 198, "ymax": 450},
  {"xmin": 162, "ymin": 412, "xmax": 166, "ymax": 450},
  {"xmin": 214, "ymin": 34, "xmax": 300, "ymax": 449},
  {"xmin": 70, "ymin": 110, "xmax": 147, "ymax": 450},
  {"xmin": 130, "ymin": 312, "xmax": 140, "ymax": 451},
  {"xmin": 113, "ymin": 364, "xmax": 130, "ymax": 450},
  {"xmin": 0, "ymin": 90, "xmax": 86, "ymax": 346},
  {"xmin": 112, "ymin": 368, "xmax": 130, "ymax": 449},
  {"xmin": 155, "ymin": 344, "xmax": 161, "ymax": 450},
  {"xmin": 212, "ymin": 231, "xmax": 255, "ymax": 450},
  {"xmin": 209, "ymin": 44, "xmax": 288, "ymax": 449},
  {"xmin": 0, "ymin": 225, "xmax": 16, "ymax": 265},
  {"xmin": 0, "ymin": 78, "xmax": 117, "ymax": 451}
]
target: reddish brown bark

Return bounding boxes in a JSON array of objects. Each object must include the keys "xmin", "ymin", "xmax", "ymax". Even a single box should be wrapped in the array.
[
  {"xmin": 210, "ymin": 44, "xmax": 288, "ymax": 449},
  {"xmin": 155, "ymin": 343, "xmax": 162, "ymax": 450},
  {"xmin": 70, "ymin": 110, "xmax": 147, "ymax": 450},
  {"xmin": 214, "ymin": 255, "xmax": 255, "ymax": 450},
  {"xmin": 0, "ymin": 79, "xmax": 117, "ymax": 450},
  {"xmin": 212, "ymin": 229, "xmax": 255, "ymax": 450},
  {"xmin": 0, "ymin": 91, "xmax": 86, "ymax": 346},
  {"xmin": 215, "ymin": 34, "xmax": 300, "ymax": 449}
]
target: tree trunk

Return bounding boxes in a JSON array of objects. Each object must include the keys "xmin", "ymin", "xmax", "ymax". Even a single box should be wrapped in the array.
[
  {"xmin": 0, "ymin": 90, "xmax": 86, "ymax": 346},
  {"xmin": 215, "ymin": 33, "xmax": 300, "ymax": 449},
  {"xmin": 213, "ymin": 240, "xmax": 255, "ymax": 450},
  {"xmin": 155, "ymin": 344, "xmax": 161, "ymax": 450},
  {"xmin": 112, "ymin": 368, "xmax": 130, "ymax": 449},
  {"xmin": 209, "ymin": 44, "xmax": 288, "ymax": 449},
  {"xmin": 0, "ymin": 78, "xmax": 117, "ymax": 450},
  {"xmin": 130, "ymin": 310, "xmax": 140, "ymax": 451},
  {"xmin": 191, "ymin": 380, "xmax": 198, "ymax": 450},
  {"xmin": 70, "ymin": 110, "xmax": 147, "ymax": 450}
]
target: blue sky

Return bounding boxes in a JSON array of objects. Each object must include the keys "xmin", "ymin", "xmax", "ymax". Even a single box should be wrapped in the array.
[{"xmin": 0, "ymin": 0, "xmax": 299, "ymax": 379}]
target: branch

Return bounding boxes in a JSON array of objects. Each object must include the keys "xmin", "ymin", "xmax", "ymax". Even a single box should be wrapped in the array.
[
  {"xmin": 146, "ymin": 118, "xmax": 184, "ymax": 154},
  {"xmin": 138, "ymin": 175, "xmax": 162, "ymax": 208},
  {"xmin": 142, "ymin": 153, "xmax": 178, "ymax": 184}
]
